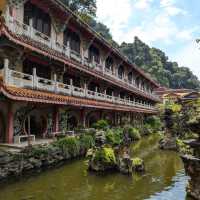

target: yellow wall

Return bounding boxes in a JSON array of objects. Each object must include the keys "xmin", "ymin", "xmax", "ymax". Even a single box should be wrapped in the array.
[{"xmin": 0, "ymin": 0, "xmax": 7, "ymax": 12}]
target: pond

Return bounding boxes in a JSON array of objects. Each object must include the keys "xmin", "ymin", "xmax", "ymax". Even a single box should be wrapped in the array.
[{"xmin": 0, "ymin": 134, "xmax": 191, "ymax": 200}]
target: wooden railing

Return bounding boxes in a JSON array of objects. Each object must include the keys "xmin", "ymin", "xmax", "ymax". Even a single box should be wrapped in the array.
[
  {"xmin": 5, "ymin": 15, "xmax": 159, "ymax": 101},
  {"xmin": 3, "ymin": 67, "xmax": 156, "ymax": 110}
]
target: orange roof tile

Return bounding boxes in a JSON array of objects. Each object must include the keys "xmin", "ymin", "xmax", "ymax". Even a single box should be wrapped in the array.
[{"xmin": 0, "ymin": 84, "xmax": 157, "ymax": 114}]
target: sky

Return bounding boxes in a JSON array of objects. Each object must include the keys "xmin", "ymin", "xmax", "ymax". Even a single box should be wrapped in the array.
[{"xmin": 96, "ymin": 0, "xmax": 200, "ymax": 79}]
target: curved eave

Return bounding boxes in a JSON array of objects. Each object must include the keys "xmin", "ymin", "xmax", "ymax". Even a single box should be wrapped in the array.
[
  {"xmin": 0, "ymin": 83, "xmax": 158, "ymax": 114},
  {"xmin": 0, "ymin": 22, "xmax": 160, "ymax": 103}
]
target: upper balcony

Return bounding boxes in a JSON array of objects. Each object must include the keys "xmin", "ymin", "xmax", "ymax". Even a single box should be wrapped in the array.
[
  {"xmin": 1, "ymin": 59, "xmax": 156, "ymax": 112},
  {"xmin": 3, "ymin": 14, "xmax": 160, "ymax": 102}
]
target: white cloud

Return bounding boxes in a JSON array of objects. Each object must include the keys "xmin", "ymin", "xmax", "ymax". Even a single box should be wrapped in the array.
[
  {"xmin": 172, "ymin": 41, "xmax": 200, "ymax": 79},
  {"xmin": 96, "ymin": 0, "xmax": 132, "ymax": 42},
  {"xmin": 134, "ymin": 0, "xmax": 153, "ymax": 10}
]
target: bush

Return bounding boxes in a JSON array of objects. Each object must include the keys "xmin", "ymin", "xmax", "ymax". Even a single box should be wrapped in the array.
[
  {"xmin": 54, "ymin": 137, "xmax": 80, "ymax": 157},
  {"xmin": 94, "ymin": 147, "xmax": 116, "ymax": 165},
  {"xmin": 128, "ymin": 127, "xmax": 141, "ymax": 140},
  {"xmin": 80, "ymin": 135, "xmax": 95, "ymax": 150},
  {"xmin": 92, "ymin": 120, "xmax": 109, "ymax": 130},
  {"xmin": 105, "ymin": 129, "xmax": 122, "ymax": 146},
  {"xmin": 145, "ymin": 116, "xmax": 163, "ymax": 132},
  {"xmin": 132, "ymin": 157, "xmax": 143, "ymax": 166},
  {"xmin": 176, "ymin": 139, "xmax": 192, "ymax": 154},
  {"xmin": 30, "ymin": 146, "xmax": 50, "ymax": 158}
]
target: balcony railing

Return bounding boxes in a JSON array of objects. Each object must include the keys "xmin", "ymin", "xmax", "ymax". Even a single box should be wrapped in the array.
[
  {"xmin": 3, "ymin": 68, "xmax": 156, "ymax": 110},
  {"xmin": 5, "ymin": 15, "xmax": 159, "ymax": 101}
]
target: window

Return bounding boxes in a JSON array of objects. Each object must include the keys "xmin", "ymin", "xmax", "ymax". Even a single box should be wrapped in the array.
[
  {"xmin": 24, "ymin": 2, "xmax": 51, "ymax": 36},
  {"xmin": 64, "ymin": 28, "xmax": 81, "ymax": 54},
  {"xmin": 105, "ymin": 57, "xmax": 113, "ymax": 71},
  {"xmin": 118, "ymin": 66, "xmax": 124, "ymax": 79},
  {"xmin": 89, "ymin": 45, "xmax": 100, "ymax": 63}
]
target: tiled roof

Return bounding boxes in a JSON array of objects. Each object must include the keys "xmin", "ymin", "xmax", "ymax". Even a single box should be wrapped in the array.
[
  {"xmin": 0, "ymin": 21, "xmax": 160, "ymax": 102},
  {"xmin": 0, "ymin": 83, "xmax": 157, "ymax": 114}
]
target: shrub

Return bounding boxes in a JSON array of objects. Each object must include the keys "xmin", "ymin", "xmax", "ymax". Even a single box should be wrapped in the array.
[
  {"xmin": 132, "ymin": 157, "xmax": 143, "ymax": 166},
  {"xmin": 94, "ymin": 147, "xmax": 116, "ymax": 165},
  {"xmin": 54, "ymin": 137, "xmax": 80, "ymax": 157},
  {"xmin": 31, "ymin": 146, "xmax": 50, "ymax": 158},
  {"xmin": 105, "ymin": 129, "xmax": 122, "ymax": 146},
  {"xmin": 176, "ymin": 139, "xmax": 192, "ymax": 154},
  {"xmin": 128, "ymin": 127, "xmax": 141, "ymax": 140},
  {"xmin": 80, "ymin": 135, "xmax": 95, "ymax": 150},
  {"xmin": 92, "ymin": 120, "xmax": 109, "ymax": 130},
  {"xmin": 145, "ymin": 116, "xmax": 163, "ymax": 132}
]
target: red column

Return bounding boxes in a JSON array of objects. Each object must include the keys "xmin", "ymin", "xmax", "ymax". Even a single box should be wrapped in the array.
[
  {"xmin": 6, "ymin": 103, "xmax": 14, "ymax": 144},
  {"xmin": 80, "ymin": 109, "xmax": 86, "ymax": 128},
  {"xmin": 53, "ymin": 106, "xmax": 59, "ymax": 133}
]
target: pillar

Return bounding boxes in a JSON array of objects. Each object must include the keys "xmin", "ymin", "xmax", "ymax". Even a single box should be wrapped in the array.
[
  {"xmin": 6, "ymin": 102, "xmax": 14, "ymax": 144},
  {"xmin": 53, "ymin": 106, "xmax": 59, "ymax": 133},
  {"xmin": 80, "ymin": 109, "xmax": 86, "ymax": 128}
]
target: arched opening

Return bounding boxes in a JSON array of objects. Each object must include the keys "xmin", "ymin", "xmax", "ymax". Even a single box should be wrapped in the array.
[
  {"xmin": 67, "ymin": 115, "xmax": 78, "ymax": 130},
  {"xmin": 23, "ymin": 58, "xmax": 51, "ymax": 79},
  {"xmin": 63, "ymin": 72, "xmax": 81, "ymax": 87},
  {"xmin": 88, "ymin": 82, "xmax": 100, "ymax": 93},
  {"xmin": 120, "ymin": 91, "xmax": 126, "ymax": 99},
  {"xmin": 24, "ymin": 1, "xmax": 51, "ymax": 36},
  {"xmin": 24, "ymin": 115, "xmax": 47, "ymax": 138},
  {"xmin": 105, "ymin": 56, "xmax": 114, "ymax": 71},
  {"xmin": 136, "ymin": 77, "xmax": 140, "ymax": 88},
  {"xmin": 118, "ymin": 65, "xmax": 124, "ymax": 79},
  {"xmin": 89, "ymin": 45, "xmax": 100, "ymax": 63},
  {"xmin": 106, "ymin": 88, "xmax": 114, "ymax": 96},
  {"xmin": 87, "ymin": 113, "xmax": 99, "ymax": 127},
  {"xmin": 64, "ymin": 28, "xmax": 81, "ymax": 54},
  {"xmin": 0, "ymin": 112, "xmax": 5, "ymax": 143},
  {"xmin": 0, "ymin": 57, "xmax": 3, "ymax": 70},
  {"xmin": 128, "ymin": 71, "xmax": 133, "ymax": 83}
]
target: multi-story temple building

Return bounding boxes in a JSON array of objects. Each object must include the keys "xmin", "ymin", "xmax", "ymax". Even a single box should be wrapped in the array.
[{"xmin": 0, "ymin": 0, "xmax": 160, "ymax": 144}]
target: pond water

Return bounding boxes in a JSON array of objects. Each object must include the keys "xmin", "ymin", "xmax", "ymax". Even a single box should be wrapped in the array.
[{"xmin": 0, "ymin": 134, "xmax": 191, "ymax": 200}]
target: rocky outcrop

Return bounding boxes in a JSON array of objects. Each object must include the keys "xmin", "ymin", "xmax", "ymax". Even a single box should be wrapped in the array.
[
  {"xmin": 181, "ymin": 155, "xmax": 200, "ymax": 200},
  {"xmin": 0, "ymin": 144, "xmax": 84, "ymax": 181},
  {"xmin": 159, "ymin": 136, "xmax": 177, "ymax": 150}
]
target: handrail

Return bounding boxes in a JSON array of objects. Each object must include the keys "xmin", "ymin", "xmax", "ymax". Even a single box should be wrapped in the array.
[
  {"xmin": 5, "ymin": 15, "xmax": 159, "ymax": 101},
  {"xmin": 4, "ymin": 69, "xmax": 156, "ymax": 110}
]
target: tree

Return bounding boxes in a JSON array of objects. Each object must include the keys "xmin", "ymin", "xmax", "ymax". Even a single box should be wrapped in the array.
[
  {"xmin": 60, "ymin": 0, "xmax": 97, "ymax": 21},
  {"xmin": 119, "ymin": 37, "xmax": 200, "ymax": 89}
]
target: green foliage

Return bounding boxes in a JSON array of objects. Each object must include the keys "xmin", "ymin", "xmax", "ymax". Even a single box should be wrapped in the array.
[
  {"xmin": 129, "ymin": 127, "xmax": 141, "ymax": 140},
  {"xmin": 124, "ymin": 125, "xmax": 141, "ymax": 140},
  {"xmin": 54, "ymin": 137, "xmax": 80, "ymax": 157},
  {"xmin": 80, "ymin": 135, "xmax": 95, "ymax": 150},
  {"xmin": 93, "ymin": 147, "xmax": 116, "ymax": 164},
  {"xmin": 92, "ymin": 120, "xmax": 109, "ymax": 130},
  {"xmin": 176, "ymin": 139, "xmax": 192, "ymax": 155},
  {"xmin": 105, "ymin": 129, "xmax": 122, "ymax": 146},
  {"xmin": 60, "ymin": 0, "xmax": 96, "ymax": 20},
  {"xmin": 132, "ymin": 158, "xmax": 143, "ymax": 166},
  {"xmin": 30, "ymin": 146, "xmax": 50, "ymax": 158},
  {"xmin": 145, "ymin": 116, "xmax": 163, "ymax": 132},
  {"xmin": 120, "ymin": 37, "xmax": 200, "ymax": 89}
]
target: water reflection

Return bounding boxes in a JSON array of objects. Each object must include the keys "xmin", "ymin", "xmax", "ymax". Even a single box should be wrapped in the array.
[{"xmin": 0, "ymin": 134, "xmax": 189, "ymax": 200}]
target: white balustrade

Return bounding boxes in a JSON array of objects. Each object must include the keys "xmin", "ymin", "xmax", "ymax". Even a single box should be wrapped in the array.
[{"xmin": 5, "ymin": 15, "xmax": 159, "ymax": 101}]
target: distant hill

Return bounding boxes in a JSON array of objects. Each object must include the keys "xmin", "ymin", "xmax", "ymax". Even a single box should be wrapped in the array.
[{"xmin": 119, "ymin": 37, "xmax": 200, "ymax": 89}]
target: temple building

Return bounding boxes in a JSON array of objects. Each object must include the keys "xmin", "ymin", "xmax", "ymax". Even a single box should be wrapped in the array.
[{"xmin": 0, "ymin": 0, "xmax": 160, "ymax": 144}]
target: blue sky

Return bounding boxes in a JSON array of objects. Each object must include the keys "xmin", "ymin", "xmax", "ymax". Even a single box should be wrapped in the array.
[{"xmin": 96, "ymin": 0, "xmax": 200, "ymax": 79}]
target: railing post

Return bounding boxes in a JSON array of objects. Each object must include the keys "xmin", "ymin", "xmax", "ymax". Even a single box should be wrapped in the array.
[
  {"xmin": 84, "ymin": 83, "xmax": 87, "ymax": 97},
  {"xmin": 29, "ymin": 18, "xmax": 33, "ymax": 38},
  {"xmin": 70, "ymin": 78, "xmax": 73, "ymax": 95},
  {"xmin": 33, "ymin": 68, "xmax": 37, "ymax": 89},
  {"xmin": 4, "ymin": 58, "xmax": 9, "ymax": 85},
  {"xmin": 66, "ymin": 41, "xmax": 70, "ymax": 57},
  {"xmin": 54, "ymin": 74, "xmax": 58, "ymax": 93}
]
